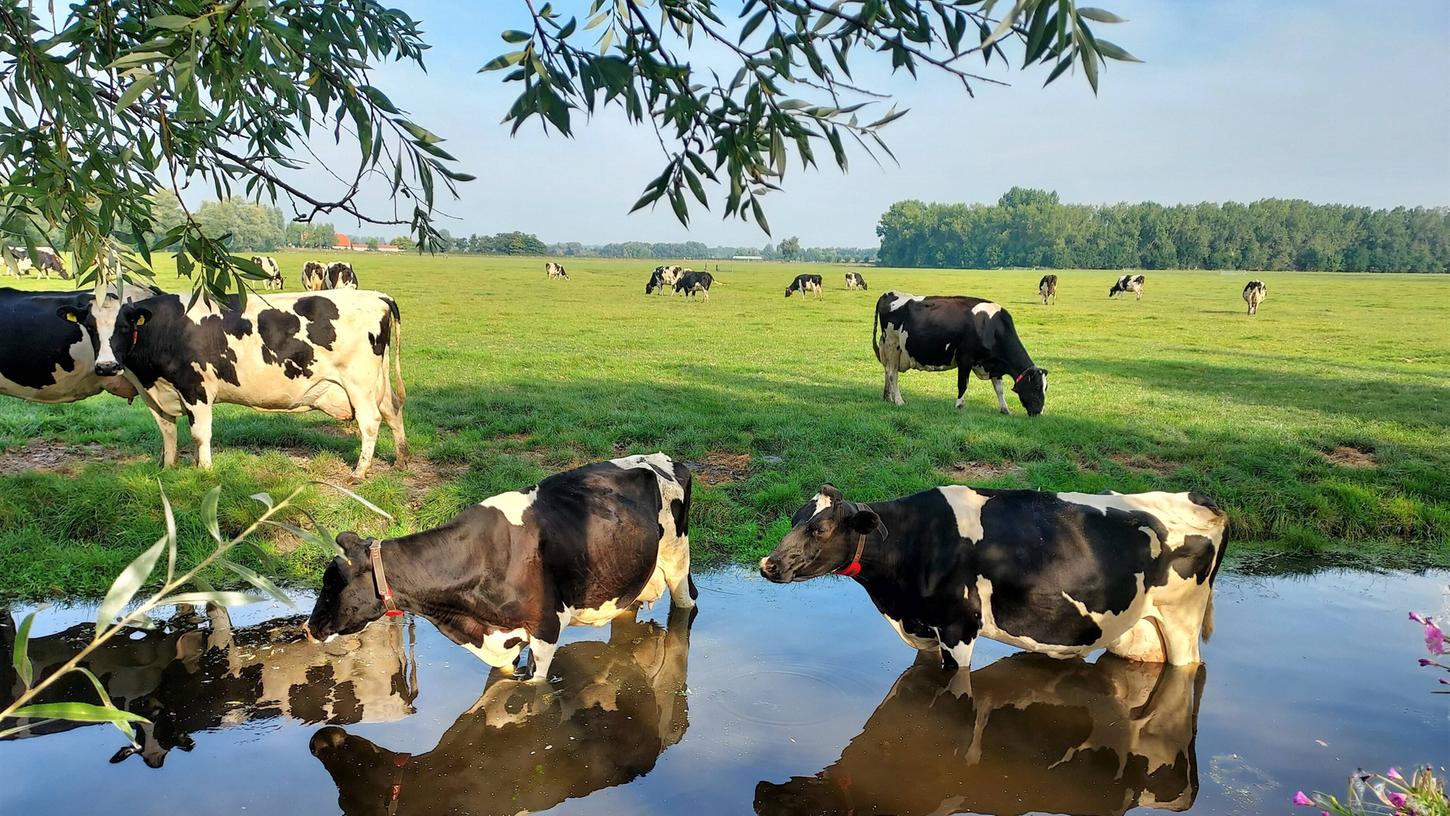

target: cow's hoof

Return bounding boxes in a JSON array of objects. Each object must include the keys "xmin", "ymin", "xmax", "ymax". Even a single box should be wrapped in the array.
[{"xmin": 998, "ymin": 407, "xmax": 1010, "ymax": 416}]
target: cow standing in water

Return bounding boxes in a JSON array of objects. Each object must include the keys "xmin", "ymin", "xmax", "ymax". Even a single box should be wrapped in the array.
[
  {"xmin": 760, "ymin": 484, "xmax": 1227, "ymax": 669},
  {"xmin": 785, "ymin": 273, "xmax": 823, "ymax": 299},
  {"xmin": 91, "ymin": 289, "xmax": 406, "ymax": 478},
  {"xmin": 1109, "ymin": 274, "xmax": 1146, "ymax": 300},
  {"xmin": 845, "ymin": 271, "xmax": 869, "ymax": 290},
  {"xmin": 305, "ymin": 453, "xmax": 697, "ymax": 683},
  {"xmin": 545, "ymin": 262, "xmax": 570, "ymax": 280},
  {"xmin": 301, "ymin": 261, "xmax": 328, "ymax": 291},
  {"xmin": 1243, "ymin": 280, "xmax": 1267, "ymax": 315},
  {"xmin": 0, "ymin": 285, "xmax": 157, "ymax": 405},
  {"xmin": 873, "ymin": 291, "xmax": 1048, "ymax": 415},
  {"xmin": 1039, "ymin": 274, "xmax": 1058, "ymax": 305},
  {"xmin": 325, "ymin": 262, "xmax": 358, "ymax": 289},
  {"xmin": 253, "ymin": 256, "xmax": 284, "ymax": 290}
]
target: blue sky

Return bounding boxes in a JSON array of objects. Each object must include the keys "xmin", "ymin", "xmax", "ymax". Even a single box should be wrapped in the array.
[{"xmin": 290, "ymin": 0, "xmax": 1450, "ymax": 246}]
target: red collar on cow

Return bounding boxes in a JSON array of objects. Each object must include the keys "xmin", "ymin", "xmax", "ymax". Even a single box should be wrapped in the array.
[
  {"xmin": 1014, "ymin": 370, "xmax": 1028, "ymax": 385},
  {"xmin": 369, "ymin": 540, "xmax": 404, "ymax": 618},
  {"xmin": 836, "ymin": 534, "xmax": 868, "ymax": 578}
]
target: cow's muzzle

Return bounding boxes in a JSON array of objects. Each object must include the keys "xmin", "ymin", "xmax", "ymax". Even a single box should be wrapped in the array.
[
  {"xmin": 95, "ymin": 361, "xmax": 123, "ymax": 377},
  {"xmin": 759, "ymin": 556, "xmax": 788, "ymax": 583}
]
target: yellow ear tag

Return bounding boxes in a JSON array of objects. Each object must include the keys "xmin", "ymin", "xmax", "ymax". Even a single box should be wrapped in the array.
[
  {"xmin": 135, "ymin": 315, "xmax": 146, "ymax": 326},
  {"xmin": 65, "ymin": 312, "xmax": 77, "ymax": 322}
]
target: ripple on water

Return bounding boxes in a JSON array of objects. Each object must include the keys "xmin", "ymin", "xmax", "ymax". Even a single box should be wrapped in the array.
[{"xmin": 715, "ymin": 666, "xmax": 855, "ymax": 727}]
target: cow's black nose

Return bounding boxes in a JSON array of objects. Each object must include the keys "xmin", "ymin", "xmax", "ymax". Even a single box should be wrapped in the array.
[{"xmin": 95, "ymin": 362, "xmax": 123, "ymax": 377}]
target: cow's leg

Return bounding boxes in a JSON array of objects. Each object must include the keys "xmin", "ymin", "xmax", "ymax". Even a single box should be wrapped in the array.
[
  {"xmin": 991, "ymin": 377, "xmax": 1011, "ymax": 414},
  {"xmin": 382, "ymin": 398, "xmax": 407, "ymax": 468},
  {"xmin": 351, "ymin": 400, "xmax": 382, "ymax": 479},
  {"xmin": 661, "ymin": 475, "xmax": 697, "ymax": 609},
  {"xmin": 956, "ymin": 364, "xmax": 970, "ymax": 409},
  {"xmin": 521, "ymin": 611, "xmax": 564, "ymax": 683},
  {"xmin": 188, "ymin": 403, "xmax": 214, "ymax": 469},
  {"xmin": 149, "ymin": 409, "xmax": 179, "ymax": 468}
]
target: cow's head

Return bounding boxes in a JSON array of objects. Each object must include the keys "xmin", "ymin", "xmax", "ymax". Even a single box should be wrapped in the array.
[
  {"xmin": 305, "ymin": 532, "xmax": 387, "ymax": 642},
  {"xmin": 91, "ymin": 285, "xmax": 160, "ymax": 377},
  {"xmin": 784, "ymin": 285, "xmax": 795, "ymax": 298},
  {"xmin": 645, "ymin": 273, "xmax": 660, "ymax": 294},
  {"xmin": 1012, "ymin": 367, "xmax": 1049, "ymax": 416},
  {"xmin": 760, "ymin": 485, "xmax": 882, "ymax": 583}
]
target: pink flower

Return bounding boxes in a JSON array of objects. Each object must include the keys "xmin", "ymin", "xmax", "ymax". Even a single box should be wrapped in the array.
[
  {"xmin": 1293, "ymin": 791, "xmax": 1315, "ymax": 806},
  {"xmin": 1387, "ymin": 767, "xmax": 1404, "ymax": 781},
  {"xmin": 1426, "ymin": 620, "xmax": 1446, "ymax": 655},
  {"xmin": 1410, "ymin": 611, "xmax": 1426, "ymax": 623},
  {"xmin": 1387, "ymin": 790, "xmax": 1408, "ymax": 809}
]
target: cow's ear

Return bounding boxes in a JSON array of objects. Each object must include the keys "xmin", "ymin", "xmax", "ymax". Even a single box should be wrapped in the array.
[
  {"xmin": 1038, "ymin": 368, "xmax": 1049, "ymax": 377},
  {"xmin": 847, "ymin": 509, "xmax": 880, "ymax": 534},
  {"xmin": 55, "ymin": 305, "xmax": 82, "ymax": 323},
  {"xmin": 820, "ymin": 484, "xmax": 845, "ymax": 502},
  {"xmin": 335, "ymin": 531, "xmax": 369, "ymax": 563}
]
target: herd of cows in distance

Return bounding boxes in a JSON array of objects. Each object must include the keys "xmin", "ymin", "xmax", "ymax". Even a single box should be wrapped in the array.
[{"xmin": 0, "ymin": 252, "xmax": 1248, "ymax": 693}]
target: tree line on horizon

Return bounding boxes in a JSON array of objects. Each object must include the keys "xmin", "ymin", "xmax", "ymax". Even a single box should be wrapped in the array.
[{"xmin": 876, "ymin": 188, "xmax": 1450, "ymax": 273}]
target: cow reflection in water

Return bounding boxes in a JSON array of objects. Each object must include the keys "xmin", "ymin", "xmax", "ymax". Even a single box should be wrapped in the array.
[
  {"xmin": 756, "ymin": 652, "xmax": 1204, "ymax": 816},
  {"xmin": 310, "ymin": 609, "xmax": 693, "ymax": 816},
  {"xmin": 0, "ymin": 606, "xmax": 416, "ymax": 767}
]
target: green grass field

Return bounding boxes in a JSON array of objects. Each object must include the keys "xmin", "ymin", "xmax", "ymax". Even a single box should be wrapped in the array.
[{"xmin": 2, "ymin": 252, "xmax": 1447, "ymax": 598}]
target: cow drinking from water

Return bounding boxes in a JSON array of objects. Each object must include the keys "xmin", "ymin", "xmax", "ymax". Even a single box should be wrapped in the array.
[
  {"xmin": 785, "ymin": 273, "xmax": 823, "ymax": 299},
  {"xmin": 1039, "ymin": 274, "xmax": 1058, "ymax": 305},
  {"xmin": 760, "ymin": 484, "xmax": 1227, "ymax": 669},
  {"xmin": 92, "ymin": 289, "xmax": 406, "ymax": 478},
  {"xmin": 1109, "ymin": 274, "xmax": 1145, "ymax": 300},
  {"xmin": 304, "ymin": 453, "xmax": 698, "ymax": 683},
  {"xmin": 1243, "ymin": 280, "xmax": 1267, "ymax": 315},
  {"xmin": 873, "ymin": 291, "xmax": 1048, "ymax": 415},
  {"xmin": 845, "ymin": 271, "xmax": 869, "ymax": 291}
]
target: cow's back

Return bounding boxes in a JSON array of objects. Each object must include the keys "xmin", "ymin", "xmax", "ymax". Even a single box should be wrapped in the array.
[{"xmin": 0, "ymin": 289, "xmax": 102, "ymax": 401}]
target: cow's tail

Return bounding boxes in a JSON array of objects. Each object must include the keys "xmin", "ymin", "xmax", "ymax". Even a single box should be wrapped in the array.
[
  {"xmin": 386, "ymin": 299, "xmax": 405, "ymax": 408},
  {"xmin": 1191, "ymin": 491, "xmax": 1229, "ymax": 643}
]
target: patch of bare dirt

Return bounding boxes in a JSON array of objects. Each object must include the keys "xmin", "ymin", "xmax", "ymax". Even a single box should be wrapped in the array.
[
  {"xmin": 1108, "ymin": 454, "xmax": 1183, "ymax": 477},
  {"xmin": 0, "ymin": 440, "xmax": 145, "ymax": 476},
  {"xmin": 690, "ymin": 451, "xmax": 752, "ymax": 485},
  {"xmin": 1323, "ymin": 445, "xmax": 1377, "ymax": 469},
  {"xmin": 945, "ymin": 460, "xmax": 1017, "ymax": 481}
]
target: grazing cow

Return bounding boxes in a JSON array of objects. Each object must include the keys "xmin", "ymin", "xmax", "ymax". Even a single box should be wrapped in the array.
[
  {"xmin": 91, "ymin": 289, "xmax": 406, "ymax": 478},
  {"xmin": 1243, "ymin": 280, "xmax": 1267, "ymax": 315},
  {"xmin": 760, "ymin": 484, "xmax": 1227, "ymax": 668},
  {"xmin": 5, "ymin": 246, "xmax": 68, "ymax": 279},
  {"xmin": 1039, "ymin": 273, "xmax": 1058, "ymax": 305},
  {"xmin": 304, "ymin": 453, "xmax": 698, "ymax": 682},
  {"xmin": 844, "ymin": 271, "xmax": 869, "ymax": 291},
  {"xmin": 674, "ymin": 270, "xmax": 713, "ymax": 299},
  {"xmin": 545, "ymin": 261, "xmax": 570, "ymax": 280},
  {"xmin": 311, "ymin": 610, "xmax": 692, "ymax": 816},
  {"xmin": 325, "ymin": 261, "xmax": 358, "ymax": 289},
  {"xmin": 301, "ymin": 261, "xmax": 328, "ymax": 291},
  {"xmin": 873, "ymin": 291, "xmax": 1049, "ymax": 415},
  {"xmin": 645, "ymin": 264, "xmax": 685, "ymax": 294},
  {"xmin": 0, "ymin": 285, "xmax": 157, "ymax": 404},
  {"xmin": 251, "ymin": 255, "xmax": 283, "ymax": 290},
  {"xmin": 754, "ymin": 652, "xmax": 1203, "ymax": 815},
  {"xmin": 1, "ymin": 607, "xmax": 416, "ymax": 768},
  {"xmin": 785, "ymin": 273, "xmax": 823, "ymax": 299},
  {"xmin": 1109, "ymin": 273, "xmax": 1146, "ymax": 300}
]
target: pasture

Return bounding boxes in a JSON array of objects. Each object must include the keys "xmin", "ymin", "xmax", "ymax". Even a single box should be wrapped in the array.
[{"xmin": 0, "ymin": 252, "xmax": 1446, "ymax": 597}]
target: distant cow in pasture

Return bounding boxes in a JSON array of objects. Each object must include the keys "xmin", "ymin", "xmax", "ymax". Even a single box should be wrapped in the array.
[
  {"xmin": 760, "ymin": 484, "xmax": 1228, "ymax": 669},
  {"xmin": 1039, "ymin": 274, "xmax": 1058, "ymax": 305},
  {"xmin": 646, "ymin": 265, "xmax": 685, "ymax": 294},
  {"xmin": 325, "ymin": 262, "xmax": 358, "ymax": 289},
  {"xmin": 304, "ymin": 453, "xmax": 697, "ymax": 683},
  {"xmin": 873, "ymin": 291, "xmax": 1049, "ymax": 415},
  {"xmin": 5, "ymin": 246, "xmax": 68, "ymax": 279},
  {"xmin": 0, "ymin": 285, "xmax": 157, "ymax": 405},
  {"xmin": 301, "ymin": 261, "xmax": 328, "ymax": 291},
  {"xmin": 91, "ymin": 289, "xmax": 407, "ymax": 478},
  {"xmin": 252, "ymin": 256, "xmax": 284, "ymax": 290},
  {"xmin": 674, "ymin": 270, "xmax": 713, "ymax": 299},
  {"xmin": 1109, "ymin": 274, "xmax": 1146, "ymax": 300},
  {"xmin": 845, "ymin": 271, "xmax": 869, "ymax": 290},
  {"xmin": 785, "ymin": 273, "xmax": 823, "ymax": 299},
  {"xmin": 754, "ymin": 652, "xmax": 1203, "ymax": 815},
  {"xmin": 311, "ymin": 610, "xmax": 692, "ymax": 816},
  {"xmin": 545, "ymin": 261, "xmax": 570, "ymax": 280},
  {"xmin": 0, "ymin": 607, "xmax": 416, "ymax": 768},
  {"xmin": 1243, "ymin": 280, "xmax": 1267, "ymax": 315}
]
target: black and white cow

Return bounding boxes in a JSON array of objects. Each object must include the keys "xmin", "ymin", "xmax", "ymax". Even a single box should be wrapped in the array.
[
  {"xmin": 785, "ymin": 273, "xmax": 823, "ymax": 299},
  {"xmin": 844, "ymin": 271, "xmax": 868, "ymax": 291},
  {"xmin": 545, "ymin": 261, "xmax": 570, "ymax": 280},
  {"xmin": 1109, "ymin": 273, "xmax": 1146, "ymax": 300},
  {"xmin": 1243, "ymin": 280, "xmax": 1267, "ymax": 315},
  {"xmin": 91, "ymin": 289, "xmax": 407, "ymax": 478},
  {"xmin": 0, "ymin": 285, "xmax": 157, "ymax": 404},
  {"xmin": 311, "ymin": 610, "xmax": 691, "ymax": 816},
  {"xmin": 760, "ymin": 484, "xmax": 1227, "ymax": 668},
  {"xmin": 754, "ymin": 652, "xmax": 1203, "ymax": 816},
  {"xmin": 301, "ymin": 261, "xmax": 328, "ymax": 291},
  {"xmin": 5, "ymin": 246, "xmax": 68, "ymax": 279},
  {"xmin": 1039, "ymin": 274, "xmax": 1058, "ymax": 305},
  {"xmin": 645, "ymin": 265, "xmax": 685, "ymax": 294},
  {"xmin": 873, "ymin": 291, "xmax": 1049, "ymax": 415},
  {"xmin": 674, "ymin": 270, "xmax": 713, "ymax": 299},
  {"xmin": 252, "ymin": 256, "xmax": 284, "ymax": 290},
  {"xmin": 304, "ymin": 453, "xmax": 698, "ymax": 682},
  {"xmin": 326, "ymin": 262, "xmax": 358, "ymax": 290}
]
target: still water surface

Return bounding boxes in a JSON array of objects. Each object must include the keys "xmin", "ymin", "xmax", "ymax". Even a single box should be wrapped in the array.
[{"xmin": 1, "ymin": 567, "xmax": 1445, "ymax": 815}]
